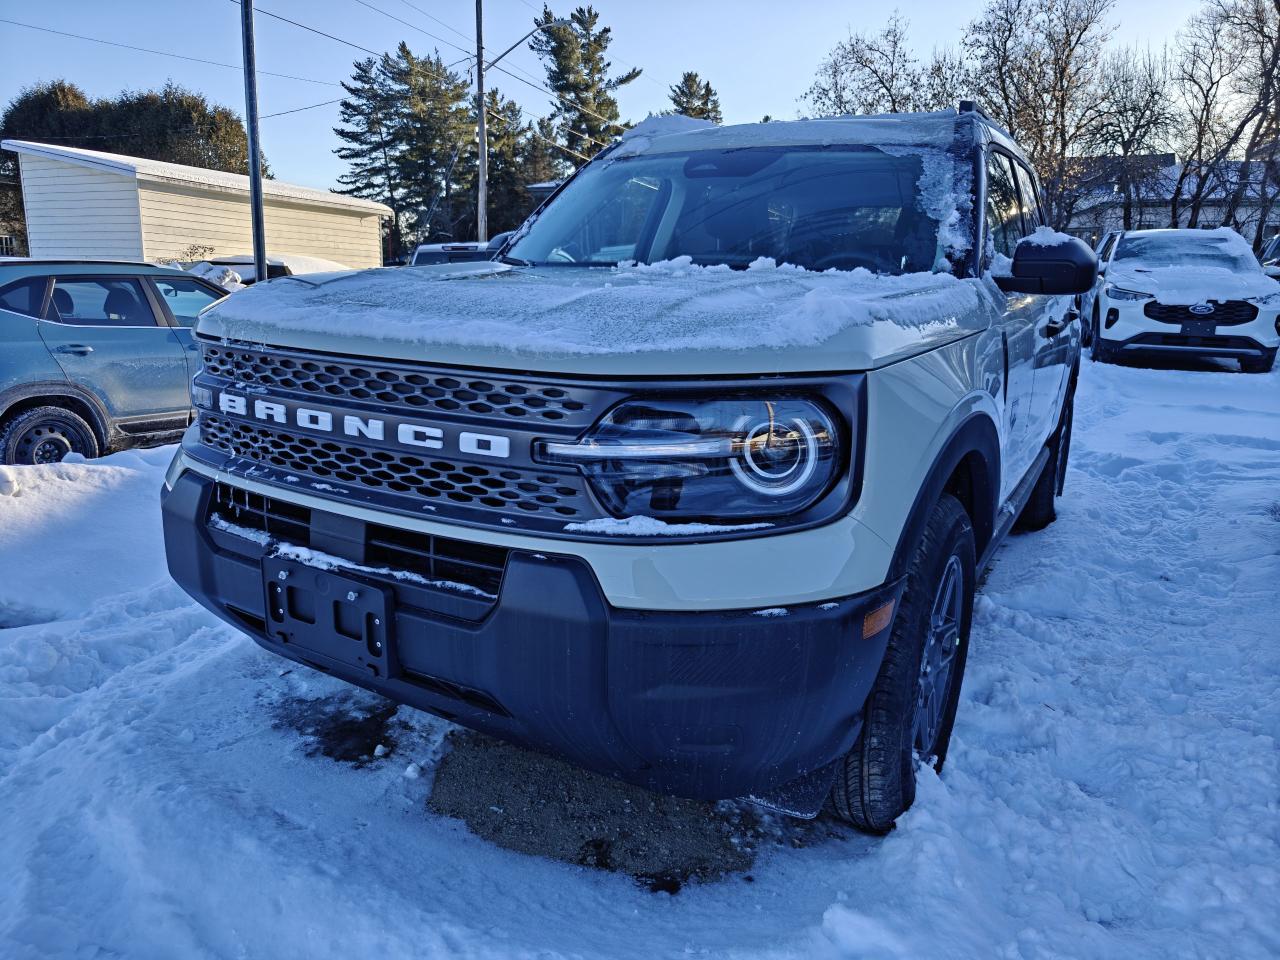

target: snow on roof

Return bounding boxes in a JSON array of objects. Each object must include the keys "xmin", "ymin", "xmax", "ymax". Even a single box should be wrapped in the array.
[
  {"xmin": 608, "ymin": 110, "xmax": 966, "ymax": 159},
  {"xmin": 0, "ymin": 139, "xmax": 391, "ymax": 215}
]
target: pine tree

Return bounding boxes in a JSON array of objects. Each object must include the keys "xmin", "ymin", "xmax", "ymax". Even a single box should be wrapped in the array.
[
  {"xmin": 521, "ymin": 116, "xmax": 568, "ymax": 187},
  {"xmin": 529, "ymin": 5, "xmax": 641, "ymax": 159},
  {"xmin": 480, "ymin": 89, "xmax": 532, "ymax": 235},
  {"xmin": 668, "ymin": 72, "xmax": 722, "ymax": 123},
  {"xmin": 382, "ymin": 43, "xmax": 475, "ymax": 242},
  {"xmin": 333, "ymin": 56, "xmax": 406, "ymax": 258}
]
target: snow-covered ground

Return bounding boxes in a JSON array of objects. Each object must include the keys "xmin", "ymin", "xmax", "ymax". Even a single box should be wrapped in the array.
[{"xmin": 1, "ymin": 359, "xmax": 1278, "ymax": 959}]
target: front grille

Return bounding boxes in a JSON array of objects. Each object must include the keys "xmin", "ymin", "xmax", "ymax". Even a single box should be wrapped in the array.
[
  {"xmin": 201, "ymin": 344, "xmax": 593, "ymax": 424},
  {"xmin": 200, "ymin": 414, "xmax": 588, "ymax": 519},
  {"xmin": 210, "ymin": 482, "xmax": 509, "ymax": 597},
  {"xmin": 1143, "ymin": 300, "xmax": 1258, "ymax": 325}
]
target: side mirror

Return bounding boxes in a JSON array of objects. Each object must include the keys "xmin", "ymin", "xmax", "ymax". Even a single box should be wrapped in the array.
[{"xmin": 995, "ymin": 234, "xmax": 1098, "ymax": 296}]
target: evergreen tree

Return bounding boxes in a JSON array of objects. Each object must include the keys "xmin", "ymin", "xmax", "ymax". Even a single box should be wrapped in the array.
[
  {"xmin": 668, "ymin": 72, "xmax": 722, "ymax": 123},
  {"xmin": 520, "ymin": 116, "xmax": 568, "ymax": 187},
  {"xmin": 529, "ymin": 5, "xmax": 641, "ymax": 159},
  {"xmin": 479, "ymin": 90, "xmax": 533, "ymax": 235},
  {"xmin": 333, "ymin": 56, "xmax": 407, "ymax": 259},
  {"xmin": 382, "ymin": 43, "xmax": 474, "ymax": 241}
]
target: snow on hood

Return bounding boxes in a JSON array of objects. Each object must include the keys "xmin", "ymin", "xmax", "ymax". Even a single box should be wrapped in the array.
[
  {"xmin": 1106, "ymin": 263, "xmax": 1280, "ymax": 304},
  {"xmin": 198, "ymin": 257, "xmax": 991, "ymax": 375}
]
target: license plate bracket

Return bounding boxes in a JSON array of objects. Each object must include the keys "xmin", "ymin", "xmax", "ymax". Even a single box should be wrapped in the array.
[
  {"xmin": 1180, "ymin": 319, "xmax": 1217, "ymax": 337},
  {"xmin": 263, "ymin": 556, "xmax": 396, "ymax": 679}
]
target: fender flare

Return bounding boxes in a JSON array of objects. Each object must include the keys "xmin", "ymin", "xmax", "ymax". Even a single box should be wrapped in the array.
[
  {"xmin": 887, "ymin": 413, "xmax": 1001, "ymax": 581},
  {"xmin": 0, "ymin": 380, "xmax": 113, "ymax": 446}
]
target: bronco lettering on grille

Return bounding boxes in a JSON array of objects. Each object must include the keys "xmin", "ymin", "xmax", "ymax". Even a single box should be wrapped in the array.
[{"xmin": 215, "ymin": 391, "xmax": 511, "ymax": 459}]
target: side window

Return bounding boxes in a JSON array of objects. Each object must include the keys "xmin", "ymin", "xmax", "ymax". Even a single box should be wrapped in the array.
[
  {"xmin": 49, "ymin": 278, "xmax": 158, "ymax": 327},
  {"xmin": 1100, "ymin": 234, "xmax": 1118, "ymax": 263},
  {"xmin": 151, "ymin": 277, "xmax": 224, "ymax": 327},
  {"xmin": 0, "ymin": 277, "xmax": 48, "ymax": 318},
  {"xmin": 984, "ymin": 152, "xmax": 1022, "ymax": 259},
  {"xmin": 1013, "ymin": 163, "xmax": 1043, "ymax": 232}
]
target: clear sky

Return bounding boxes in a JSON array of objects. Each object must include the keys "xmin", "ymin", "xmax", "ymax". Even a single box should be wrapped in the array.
[{"xmin": 1, "ymin": 0, "xmax": 1206, "ymax": 191}]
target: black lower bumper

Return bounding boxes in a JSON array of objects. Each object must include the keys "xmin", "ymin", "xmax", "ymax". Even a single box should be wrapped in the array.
[
  {"xmin": 162, "ymin": 470, "xmax": 900, "ymax": 807},
  {"xmin": 1113, "ymin": 331, "xmax": 1277, "ymax": 361}
]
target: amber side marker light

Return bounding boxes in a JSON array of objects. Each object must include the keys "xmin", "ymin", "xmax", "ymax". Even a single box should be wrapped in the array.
[{"xmin": 862, "ymin": 598, "xmax": 897, "ymax": 639}]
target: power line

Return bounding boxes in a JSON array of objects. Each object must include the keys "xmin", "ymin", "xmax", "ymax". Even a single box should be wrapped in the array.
[
  {"xmin": 262, "ymin": 98, "xmax": 344, "ymax": 119},
  {"xmin": 348, "ymin": 0, "xmax": 472, "ymax": 58},
  {"xmin": 0, "ymin": 16, "xmax": 341, "ymax": 87},
  {"xmin": 227, "ymin": 0, "xmax": 381, "ymax": 56}
]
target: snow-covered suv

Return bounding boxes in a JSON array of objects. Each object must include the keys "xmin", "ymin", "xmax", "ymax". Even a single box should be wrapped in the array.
[
  {"xmin": 1085, "ymin": 227, "xmax": 1279, "ymax": 373},
  {"xmin": 161, "ymin": 106, "xmax": 1096, "ymax": 831}
]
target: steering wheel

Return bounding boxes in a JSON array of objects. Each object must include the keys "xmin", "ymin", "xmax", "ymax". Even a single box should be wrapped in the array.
[
  {"xmin": 547, "ymin": 245, "xmax": 579, "ymax": 263},
  {"xmin": 811, "ymin": 251, "xmax": 898, "ymax": 274}
]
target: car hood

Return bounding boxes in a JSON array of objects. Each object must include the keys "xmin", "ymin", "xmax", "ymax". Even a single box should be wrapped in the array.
[
  {"xmin": 1106, "ymin": 263, "xmax": 1280, "ymax": 304},
  {"xmin": 196, "ymin": 259, "xmax": 995, "ymax": 376}
]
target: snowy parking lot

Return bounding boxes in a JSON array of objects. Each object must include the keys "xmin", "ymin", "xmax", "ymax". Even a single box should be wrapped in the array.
[{"xmin": 1, "ymin": 357, "xmax": 1278, "ymax": 960}]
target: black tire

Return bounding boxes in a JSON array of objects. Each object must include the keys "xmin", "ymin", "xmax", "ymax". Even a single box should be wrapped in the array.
[
  {"xmin": 1240, "ymin": 354, "xmax": 1275, "ymax": 374},
  {"xmin": 1090, "ymin": 308, "xmax": 1116, "ymax": 364},
  {"xmin": 828, "ymin": 494, "xmax": 975, "ymax": 834},
  {"xmin": 0, "ymin": 406, "xmax": 100, "ymax": 465},
  {"xmin": 1015, "ymin": 385, "xmax": 1074, "ymax": 532}
]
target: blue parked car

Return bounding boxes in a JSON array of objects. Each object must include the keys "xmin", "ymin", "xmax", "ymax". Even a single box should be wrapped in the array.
[{"xmin": 0, "ymin": 260, "xmax": 227, "ymax": 464}]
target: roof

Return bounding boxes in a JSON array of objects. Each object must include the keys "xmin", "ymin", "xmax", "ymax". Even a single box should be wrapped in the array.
[
  {"xmin": 610, "ymin": 109, "xmax": 976, "ymax": 159},
  {"xmin": 0, "ymin": 140, "xmax": 391, "ymax": 215},
  {"xmin": 0, "ymin": 259, "xmax": 189, "ymax": 279}
]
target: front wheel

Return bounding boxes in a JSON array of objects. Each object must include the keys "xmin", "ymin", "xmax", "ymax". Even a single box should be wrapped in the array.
[{"xmin": 827, "ymin": 494, "xmax": 975, "ymax": 834}]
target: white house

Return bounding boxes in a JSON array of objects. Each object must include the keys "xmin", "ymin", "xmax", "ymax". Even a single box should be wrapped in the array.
[{"xmin": 1, "ymin": 140, "xmax": 391, "ymax": 267}]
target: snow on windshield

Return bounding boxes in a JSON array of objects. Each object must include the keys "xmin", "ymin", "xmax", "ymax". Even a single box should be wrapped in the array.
[{"xmin": 1113, "ymin": 228, "xmax": 1261, "ymax": 271}]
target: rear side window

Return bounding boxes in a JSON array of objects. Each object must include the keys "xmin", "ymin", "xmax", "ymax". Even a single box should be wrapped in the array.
[
  {"xmin": 0, "ymin": 278, "xmax": 47, "ymax": 318},
  {"xmin": 984, "ymin": 152, "xmax": 1022, "ymax": 258},
  {"xmin": 49, "ymin": 278, "xmax": 158, "ymax": 327},
  {"xmin": 151, "ymin": 277, "xmax": 224, "ymax": 327}
]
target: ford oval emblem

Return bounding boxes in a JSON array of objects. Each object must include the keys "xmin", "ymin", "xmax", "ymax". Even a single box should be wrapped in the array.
[{"xmin": 1189, "ymin": 303, "xmax": 1215, "ymax": 315}]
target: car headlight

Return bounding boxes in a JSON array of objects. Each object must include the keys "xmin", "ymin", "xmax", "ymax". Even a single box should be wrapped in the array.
[
  {"xmin": 1246, "ymin": 290, "xmax": 1280, "ymax": 305},
  {"xmin": 537, "ymin": 396, "xmax": 842, "ymax": 522},
  {"xmin": 1103, "ymin": 285, "xmax": 1152, "ymax": 302}
]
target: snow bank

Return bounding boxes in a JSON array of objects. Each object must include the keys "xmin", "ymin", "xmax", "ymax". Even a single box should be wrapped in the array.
[
  {"xmin": 2, "ymin": 364, "xmax": 1280, "ymax": 957},
  {"xmin": 202, "ymin": 259, "xmax": 985, "ymax": 358}
]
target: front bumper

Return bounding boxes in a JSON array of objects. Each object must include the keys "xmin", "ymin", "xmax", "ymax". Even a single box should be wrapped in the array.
[
  {"xmin": 1098, "ymin": 297, "xmax": 1280, "ymax": 359},
  {"xmin": 162, "ymin": 469, "xmax": 902, "ymax": 805}
]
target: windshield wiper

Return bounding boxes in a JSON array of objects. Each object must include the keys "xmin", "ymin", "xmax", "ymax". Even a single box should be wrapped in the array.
[{"xmin": 498, "ymin": 254, "xmax": 532, "ymax": 267}]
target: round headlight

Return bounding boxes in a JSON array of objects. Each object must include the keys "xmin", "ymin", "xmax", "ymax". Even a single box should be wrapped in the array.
[
  {"xmin": 731, "ymin": 413, "xmax": 821, "ymax": 496},
  {"xmin": 538, "ymin": 396, "xmax": 843, "ymax": 524}
]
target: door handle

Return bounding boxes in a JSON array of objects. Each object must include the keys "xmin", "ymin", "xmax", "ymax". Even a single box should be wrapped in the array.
[
  {"xmin": 1042, "ymin": 313, "xmax": 1075, "ymax": 338},
  {"xmin": 53, "ymin": 344, "xmax": 94, "ymax": 355}
]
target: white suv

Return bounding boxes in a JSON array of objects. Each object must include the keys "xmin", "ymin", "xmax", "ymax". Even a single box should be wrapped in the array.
[
  {"xmin": 162, "ymin": 106, "xmax": 1096, "ymax": 832},
  {"xmin": 1086, "ymin": 228, "xmax": 1279, "ymax": 373}
]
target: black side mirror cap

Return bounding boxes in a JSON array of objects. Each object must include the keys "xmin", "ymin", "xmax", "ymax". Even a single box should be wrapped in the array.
[{"xmin": 995, "ymin": 234, "xmax": 1099, "ymax": 296}]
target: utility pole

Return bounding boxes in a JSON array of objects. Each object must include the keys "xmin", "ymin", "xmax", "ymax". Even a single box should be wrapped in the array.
[
  {"xmin": 474, "ymin": 0, "xmax": 488, "ymax": 243},
  {"xmin": 240, "ymin": 0, "xmax": 269, "ymax": 282}
]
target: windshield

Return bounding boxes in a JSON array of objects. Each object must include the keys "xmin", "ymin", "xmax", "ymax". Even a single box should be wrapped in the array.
[
  {"xmin": 507, "ymin": 145, "xmax": 949, "ymax": 275},
  {"xmin": 1113, "ymin": 233, "xmax": 1261, "ymax": 272}
]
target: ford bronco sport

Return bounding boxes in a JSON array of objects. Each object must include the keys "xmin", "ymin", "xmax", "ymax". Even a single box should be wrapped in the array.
[{"xmin": 162, "ymin": 105, "xmax": 1097, "ymax": 831}]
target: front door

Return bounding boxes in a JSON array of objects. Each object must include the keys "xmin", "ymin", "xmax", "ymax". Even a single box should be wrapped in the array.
[
  {"xmin": 985, "ymin": 151, "xmax": 1045, "ymax": 496},
  {"xmin": 37, "ymin": 276, "xmax": 189, "ymax": 425}
]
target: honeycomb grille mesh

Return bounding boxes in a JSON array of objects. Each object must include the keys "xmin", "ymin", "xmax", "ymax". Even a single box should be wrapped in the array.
[
  {"xmin": 1143, "ymin": 300, "xmax": 1258, "ymax": 325},
  {"xmin": 200, "ymin": 344, "xmax": 590, "ymax": 423},
  {"xmin": 199, "ymin": 415, "xmax": 588, "ymax": 518}
]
